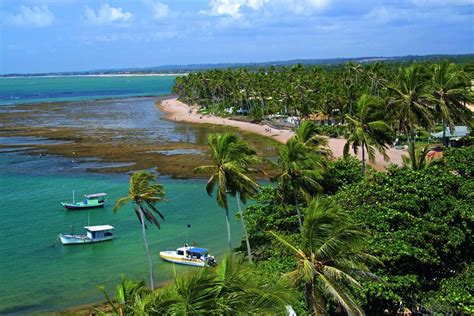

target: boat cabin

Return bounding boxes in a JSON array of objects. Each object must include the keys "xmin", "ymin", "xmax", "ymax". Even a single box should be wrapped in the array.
[
  {"xmin": 177, "ymin": 246, "xmax": 209, "ymax": 260},
  {"xmin": 83, "ymin": 193, "xmax": 107, "ymax": 205},
  {"xmin": 84, "ymin": 225, "xmax": 114, "ymax": 240}
]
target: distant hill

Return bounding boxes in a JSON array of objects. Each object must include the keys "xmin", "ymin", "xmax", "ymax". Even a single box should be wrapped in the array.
[{"xmin": 2, "ymin": 54, "xmax": 473, "ymax": 77}]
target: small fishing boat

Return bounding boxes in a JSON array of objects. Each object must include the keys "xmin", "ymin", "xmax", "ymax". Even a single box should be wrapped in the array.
[
  {"xmin": 59, "ymin": 225, "xmax": 114, "ymax": 245},
  {"xmin": 61, "ymin": 192, "xmax": 107, "ymax": 210},
  {"xmin": 159, "ymin": 244, "xmax": 217, "ymax": 267}
]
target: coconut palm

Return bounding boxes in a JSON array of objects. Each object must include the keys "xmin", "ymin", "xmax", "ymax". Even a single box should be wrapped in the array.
[
  {"xmin": 343, "ymin": 94, "xmax": 394, "ymax": 175},
  {"xmin": 402, "ymin": 142, "xmax": 443, "ymax": 170},
  {"xmin": 388, "ymin": 65, "xmax": 433, "ymax": 141},
  {"xmin": 152, "ymin": 253, "xmax": 297, "ymax": 315},
  {"xmin": 114, "ymin": 171, "xmax": 165, "ymax": 290},
  {"xmin": 270, "ymin": 198, "xmax": 379, "ymax": 315},
  {"xmin": 194, "ymin": 133, "xmax": 259, "ymax": 262},
  {"xmin": 275, "ymin": 138, "xmax": 324, "ymax": 231},
  {"xmin": 97, "ymin": 275, "xmax": 151, "ymax": 316},
  {"xmin": 430, "ymin": 62, "xmax": 472, "ymax": 146},
  {"xmin": 294, "ymin": 120, "xmax": 331, "ymax": 158}
]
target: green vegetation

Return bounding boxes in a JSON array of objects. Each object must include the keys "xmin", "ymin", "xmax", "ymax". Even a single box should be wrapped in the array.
[
  {"xmin": 193, "ymin": 133, "xmax": 260, "ymax": 261},
  {"xmin": 100, "ymin": 60, "xmax": 472, "ymax": 315},
  {"xmin": 270, "ymin": 198, "xmax": 379, "ymax": 315},
  {"xmin": 98, "ymin": 254, "xmax": 297, "ymax": 315},
  {"xmin": 343, "ymin": 93, "xmax": 393, "ymax": 175},
  {"xmin": 173, "ymin": 61, "xmax": 472, "ymax": 146},
  {"xmin": 103, "ymin": 143, "xmax": 472, "ymax": 314},
  {"xmin": 113, "ymin": 171, "xmax": 166, "ymax": 290}
]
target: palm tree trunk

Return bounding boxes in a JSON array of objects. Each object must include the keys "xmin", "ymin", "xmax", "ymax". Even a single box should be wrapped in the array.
[
  {"xmin": 236, "ymin": 193, "xmax": 252, "ymax": 263},
  {"xmin": 361, "ymin": 145, "xmax": 366, "ymax": 176},
  {"xmin": 442, "ymin": 117, "xmax": 447, "ymax": 147},
  {"xmin": 305, "ymin": 282, "xmax": 324, "ymax": 315},
  {"xmin": 292, "ymin": 183, "xmax": 303, "ymax": 231},
  {"xmin": 137, "ymin": 204, "xmax": 155, "ymax": 290},
  {"xmin": 305, "ymin": 283, "xmax": 315, "ymax": 315},
  {"xmin": 225, "ymin": 206, "xmax": 232, "ymax": 250}
]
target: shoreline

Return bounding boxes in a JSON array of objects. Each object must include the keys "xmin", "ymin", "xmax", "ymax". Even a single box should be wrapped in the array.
[
  {"xmin": 0, "ymin": 73, "xmax": 186, "ymax": 79},
  {"xmin": 158, "ymin": 98, "xmax": 406, "ymax": 170}
]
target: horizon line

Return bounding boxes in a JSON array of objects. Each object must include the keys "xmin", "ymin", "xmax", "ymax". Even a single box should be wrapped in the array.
[{"xmin": 2, "ymin": 52, "xmax": 473, "ymax": 76}]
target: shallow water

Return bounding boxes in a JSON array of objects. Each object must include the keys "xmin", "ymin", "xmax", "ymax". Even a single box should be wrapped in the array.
[
  {"xmin": 0, "ymin": 75, "xmax": 275, "ymax": 313},
  {"xmin": 0, "ymin": 152, "xmax": 243, "ymax": 314},
  {"xmin": 0, "ymin": 76, "xmax": 176, "ymax": 105}
]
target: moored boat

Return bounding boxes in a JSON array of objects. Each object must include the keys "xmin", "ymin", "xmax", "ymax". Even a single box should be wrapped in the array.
[
  {"xmin": 59, "ymin": 225, "xmax": 114, "ymax": 245},
  {"xmin": 61, "ymin": 192, "xmax": 107, "ymax": 210},
  {"xmin": 159, "ymin": 244, "xmax": 217, "ymax": 267}
]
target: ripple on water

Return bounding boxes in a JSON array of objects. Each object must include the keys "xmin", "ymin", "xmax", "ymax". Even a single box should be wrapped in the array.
[{"xmin": 0, "ymin": 136, "xmax": 72, "ymax": 146}]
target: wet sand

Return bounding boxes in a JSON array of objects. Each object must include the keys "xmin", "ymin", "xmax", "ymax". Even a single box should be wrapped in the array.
[
  {"xmin": 158, "ymin": 98, "xmax": 406, "ymax": 170},
  {"xmin": 0, "ymin": 97, "xmax": 278, "ymax": 178}
]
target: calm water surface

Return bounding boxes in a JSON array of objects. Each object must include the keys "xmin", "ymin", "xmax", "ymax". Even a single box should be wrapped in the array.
[
  {"xmin": 0, "ymin": 152, "xmax": 243, "ymax": 314},
  {"xmin": 0, "ymin": 76, "xmax": 176, "ymax": 105},
  {"xmin": 0, "ymin": 76, "xmax": 247, "ymax": 314}
]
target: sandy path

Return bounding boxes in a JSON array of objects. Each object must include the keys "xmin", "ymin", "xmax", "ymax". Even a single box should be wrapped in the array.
[{"xmin": 158, "ymin": 98, "xmax": 406, "ymax": 170}]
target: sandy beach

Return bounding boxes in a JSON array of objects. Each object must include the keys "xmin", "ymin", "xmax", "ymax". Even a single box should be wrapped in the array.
[{"xmin": 159, "ymin": 98, "xmax": 406, "ymax": 170}]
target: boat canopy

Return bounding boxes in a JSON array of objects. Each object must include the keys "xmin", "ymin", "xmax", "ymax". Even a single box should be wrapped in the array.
[
  {"xmin": 85, "ymin": 193, "xmax": 107, "ymax": 198},
  {"xmin": 187, "ymin": 247, "xmax": 208, "ymax": 253},
  {"xmin": 84, "ymin": 225, "xmax": 114, "ymax": 232}
]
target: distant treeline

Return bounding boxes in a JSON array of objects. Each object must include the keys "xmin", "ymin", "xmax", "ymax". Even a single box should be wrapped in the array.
[
  {"xmin": 3, "ymin": 53, "xmax": 473, "ymax": 77},
  {"xmin": 173, "ymin": 60, "xmax": 473, "ymax": 140}
]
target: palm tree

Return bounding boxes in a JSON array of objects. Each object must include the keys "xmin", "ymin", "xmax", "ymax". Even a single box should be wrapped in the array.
[
  {"xmin": 270, "ymin": 198, "xmax": 379, "ymax": 315},
  {"xmin": 343, "ymin": 94, "xmax": 394, "ymax": 175},
  {"xmin": 194, "ymin": 133, "xmax": 259, "ymax": 262},
  {"xmin": 275, "ymin": 138, "xmax": 324, "ymax": 231},
  {"xmin": 402, "ymin": 142, "xmax": 443, "ymax": 170},
  {"xmin": 152, "ymin": 253, "xmax": 297, "ymax": 315},
  {"xmin": 294, "ymin": 120, "xmax": 331, "ymax": 158},
  {"xmin": 430, "ymin": 62, "xmax": 472, "ymax": 146},
  {"xmin": 98, "ymin": 275, "xmax": 151, "ymax": 316},
  {"xmin": 114, "ymin": 171, "xmax": 165, "ymax": 290},
  {"xmin": 388, "ymin": 65, "xmax": 433, "ymax": 141}
]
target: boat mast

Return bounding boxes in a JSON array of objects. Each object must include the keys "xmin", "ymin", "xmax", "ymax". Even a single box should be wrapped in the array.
[{"xmin": 73, "ymin": 190, "xmax": 75, "ymax": 204}]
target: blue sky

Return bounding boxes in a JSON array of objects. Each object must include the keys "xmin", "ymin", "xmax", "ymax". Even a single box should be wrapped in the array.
[{"xmin": 1, "ymin": 0, "xmax": 473, "ymax": 73}]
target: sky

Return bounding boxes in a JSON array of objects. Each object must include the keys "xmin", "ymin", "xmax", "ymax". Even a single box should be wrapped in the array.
[{"xmin": 0, "ymin": 0, "xmax": 473, "ymax": 74}]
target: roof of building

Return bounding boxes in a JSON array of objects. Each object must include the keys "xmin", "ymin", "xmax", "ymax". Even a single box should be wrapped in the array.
[{"xmin": 431, "ymin": 126, "xmax": 469, "ymax": 140}]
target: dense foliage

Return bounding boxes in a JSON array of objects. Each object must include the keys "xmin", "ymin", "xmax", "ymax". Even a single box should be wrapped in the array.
[
  {"xmin": 101, "ymin": 59, "xmax": 473, "ymax": 315},
  {"xmin": 238, "ymin": 146, "xmax": 473, "ymax": 315},
  {"xmin": 334, "ymin": 165, "xmax": 473, "ymax": 314},
  {"xmin": 445, "ymin": 145, "xmax": 474, "ymax": 178},
  {"xmin": 173, "ymin": 62, "xmax": 472, "ymax": 144},
  {"xmin": 99, "ymin": 255, "xmax": 297, "ymax": 315}
]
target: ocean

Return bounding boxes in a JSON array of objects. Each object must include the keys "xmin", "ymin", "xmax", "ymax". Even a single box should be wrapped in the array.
[
  {"xmin": 0, "ymin": 75, "xmax": 176, "ymax": 105},
  {"xmin": 0, "ymin": 76, "xmax": 244, "ymax": 314}
]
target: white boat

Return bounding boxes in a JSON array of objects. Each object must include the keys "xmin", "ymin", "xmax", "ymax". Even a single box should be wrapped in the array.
[
  {"xmin": 159, "ymin": 244, "xmax": 217, "ymax": 267},
  {"xmin": 59, "ymin": 225, "xmax": 114, "ymax": 245}
]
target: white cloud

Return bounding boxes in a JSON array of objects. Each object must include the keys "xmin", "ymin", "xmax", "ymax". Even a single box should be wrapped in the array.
[
  {"xmin": 149, "ymin": 1, "xmax": 169, "ymax": 19},
  {"xmin": 200, "ymin": 0, "xmax": 331, "ymax": 18},
  {"xmin": 7, "ymin": 5, "xmax": 54, "ymax": 27},
  {"xmin": 286, "ymin": 0, "xmax": 330, "ymax": 14},
  {"xmin": 84, "ymin": 3, "xmax": 132, "ymax": 25},
  {"xmin": 200, "ymin": 0, "xmax": 269, "ymax": 19}
]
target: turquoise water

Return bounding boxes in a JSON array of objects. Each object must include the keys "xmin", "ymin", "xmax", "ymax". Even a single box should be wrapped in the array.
[
  {"xmin": 0, "ymin": 76, "xmax": 176, "ymax": 105},
  {"xmin": 0, "ymin": 75, "xmax": 250, "ymax": 314},
  {"xmin": 0, "ymin": 152, "xmax": 243, "ymax": 314}
]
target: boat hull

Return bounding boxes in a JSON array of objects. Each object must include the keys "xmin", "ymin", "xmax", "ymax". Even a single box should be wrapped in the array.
[
  {"xmin": 61, "ymin": 202, "xmax": 105, "ymax": 210},
  {"xmin": 159, "ymin": 251, "xmax": 207, "ymax": 267},
  {"xmin": 59, "ymin": 234, "xmax": 113, "ymax": 245}
]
